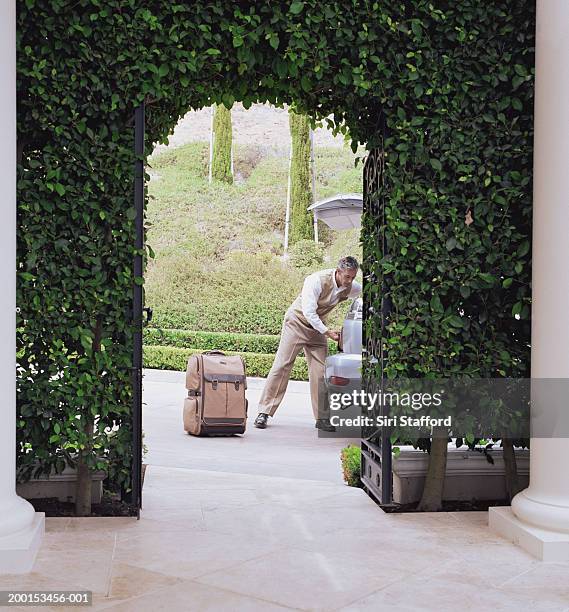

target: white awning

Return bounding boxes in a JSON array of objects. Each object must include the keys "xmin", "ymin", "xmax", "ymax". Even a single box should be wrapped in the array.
[{"xmin": 307, "ymin": 193, "xmax": 363, "ymax": 230}]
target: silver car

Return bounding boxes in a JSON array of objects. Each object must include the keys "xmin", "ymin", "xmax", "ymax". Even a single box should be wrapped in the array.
[{"xmin": 325, "ymin": 297, "xmax": 362, "ymax": 393}]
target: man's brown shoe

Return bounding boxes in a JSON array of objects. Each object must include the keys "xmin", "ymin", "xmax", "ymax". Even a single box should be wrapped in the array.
[{"xmin": 254, "ymin": 413, "xmax": 269, "ymax": 429}]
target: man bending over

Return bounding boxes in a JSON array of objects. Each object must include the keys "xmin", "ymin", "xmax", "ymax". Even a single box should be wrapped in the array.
[{"xmin": 254, "ymin": 256, "xmax": 361, "ymax": 432}]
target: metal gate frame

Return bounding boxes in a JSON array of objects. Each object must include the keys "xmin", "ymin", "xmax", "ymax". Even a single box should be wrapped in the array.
[
  {"xmin": 130, "ymin": 102, "xmax": 145, "ymax": 516},
  {"xmin": 361, "ymin": 128, "xmax": 394, "ymax": 506}
]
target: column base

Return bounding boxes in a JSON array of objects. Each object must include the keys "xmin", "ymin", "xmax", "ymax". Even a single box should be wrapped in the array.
[
  {"xmin": 489, "ymin": 506, "xmax": 569, "ymax": 561},
  {"xmin": 0, "ymin": 513, "xmax": 44, "ymax": 574}
]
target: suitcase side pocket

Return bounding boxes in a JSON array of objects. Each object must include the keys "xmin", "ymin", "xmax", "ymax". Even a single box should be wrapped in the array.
[{"xmin": 183, "ymin": 396, "xmax": 201, "ymax": 435}]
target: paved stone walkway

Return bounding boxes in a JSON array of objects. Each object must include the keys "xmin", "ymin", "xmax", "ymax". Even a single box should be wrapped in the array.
[
  {"xmin": 142, "ymin": 369, "xmax": 355, "ymax": 483},
  {"xmin": 1, "ymin": 370, "xmax": 568, "ymax": 610}
]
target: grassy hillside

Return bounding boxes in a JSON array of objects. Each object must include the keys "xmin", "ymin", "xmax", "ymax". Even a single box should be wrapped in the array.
[{"xmin": 145, "ymin": 141, "xmax": 362, "ymax": 337}]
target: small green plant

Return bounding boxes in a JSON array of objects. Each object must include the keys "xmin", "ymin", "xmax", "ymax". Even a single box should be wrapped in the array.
[
  {"xmin": 340, "ymin": 445, "xmax": 362, "ymax": 488},
  {"xmin": 289, "ymin": 239, "xmax": 324, "ymax": 269}
]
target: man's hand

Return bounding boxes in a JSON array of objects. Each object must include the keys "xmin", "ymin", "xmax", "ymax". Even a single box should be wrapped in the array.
[{"xmin": 325, "ymin": 330, "xmax": 341, "ymax": 342}]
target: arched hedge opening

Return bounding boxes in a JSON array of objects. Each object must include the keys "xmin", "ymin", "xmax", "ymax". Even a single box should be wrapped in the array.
[{"xmin": 17, "ymin": 1, "xmax": 534, "ymax": 513}]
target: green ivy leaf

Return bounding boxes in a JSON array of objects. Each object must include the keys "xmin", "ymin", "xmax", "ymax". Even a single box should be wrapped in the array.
[
  {"xmin": 411, "ymin": 21, "xmax": 422, "ymax": 39},
  {"xmin": 479, "ymin": 273, "xmax": 496, "ymax": 286},
  {"xmin": 290, "ymin": 1, "xmax": 305, "ymax": 14},
  {"xmin": 448, "ymin": 315, "xmax": 464, "ymax": 328},
  {"xmin": 445, "ymin": 237, "xmax": 457, "ymax": 251},
  {"xmin": 430, "ymin": 158, "xmax": 442, "ymax": 171},
  {"xmin": 517, "ymin": 241, "xmax": 530, "ymax": 257},
  {"xmin": 430, "ymin": 295, "xmax": 443, "ymax": 313}
]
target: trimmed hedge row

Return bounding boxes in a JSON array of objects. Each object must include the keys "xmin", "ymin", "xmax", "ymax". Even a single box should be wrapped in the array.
[
  {"xmin": 144, "ymin": 345, "xmax": 309, "ymax": 381},
  {"xmin": 143, "ymin": 327, "xmax": 338, "ymax": 355}
]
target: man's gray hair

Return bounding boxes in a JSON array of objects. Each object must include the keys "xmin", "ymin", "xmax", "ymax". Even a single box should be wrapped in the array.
[{"xmin": 338, "ymin": 256, "xmax": 359, "ymax": 271}]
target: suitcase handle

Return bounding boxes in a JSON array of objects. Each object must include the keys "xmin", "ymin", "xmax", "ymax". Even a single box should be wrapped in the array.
[{"xmin": 203, "ymin": 350, "xmax": 226, "ymax": 355}]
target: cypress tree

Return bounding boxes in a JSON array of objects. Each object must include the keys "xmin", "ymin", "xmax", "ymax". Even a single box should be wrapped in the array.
[
  {"xmin": 288, "ymin": 110, "xmax": 313, "ymax": 243},
  {"xmin": 211, "ymin": 103, "xmax": 233, "ymax": 184}
]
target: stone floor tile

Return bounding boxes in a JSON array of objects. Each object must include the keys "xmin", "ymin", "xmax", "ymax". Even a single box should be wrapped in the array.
[
  {"xmin": 115, "ymin": 516, "xmax": 208, "ymax": 542},
  {"xmin": 201, "ymin": 501, "xmax": 384, "ymax": 548},
  {"xmin": 107, "ymin": 562, "xmax": 183, "ymax": 599},
  {"xmin": 138, "ymin": 506, "xmax": 206, "ymax": 525},
  {"xmin": 112, "ymin": 529, "xmax": 279, "ymax": 580},
  {"xmin": 36, "ymin": 529, "xmax": 117, "ymax": 554},
  {"xmin": 290, "ymin": 526, "xmax": 460, "ymax": 572},
  {"xmin": 44, "ymin": 517, "xmax": 71, "ymax": 533},
  {"xmin": 339, "ymin": 574, "xmax": 565, "ymax": 612},
  {"xmin": 93, "ymin": 579, "xmax": 297, "ymax": 611},
  {"xmin": 64, "ymin": 517, "xmax": 137, "ymax": 531},
  {"xmin": 497, "ymin": 562, "xmax": 569, "ymax": 607},
  {"xmin": 31, "ymin": 548, "xmax": 114, "ymax": 595},
  {"xmin": 195, "ymin": 546, "xmax": 408, "ymax": 611},
  {"xmin": 410, "ymin": 552, "xmax": 539, "ymax": 591},
  {"xmin": 0, "ymin": 571, "xmax": 86, "ymax": 592},
  {"xmin": 446, "ymin": 511, "xmax": 489, "ymax": 527}
]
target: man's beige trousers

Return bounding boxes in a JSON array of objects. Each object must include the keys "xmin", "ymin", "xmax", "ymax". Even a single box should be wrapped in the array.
[{"xmin": 258, "ymin": 311, "xmax": 328, "ymax": 420}]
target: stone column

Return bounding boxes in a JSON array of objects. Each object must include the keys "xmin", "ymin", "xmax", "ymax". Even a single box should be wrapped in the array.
[
  {"xmin": 0, "ymin": 0, "xmax": 45, "ymax": 573},
  {"xmin": 489, "ymin": 0, "xmax": 569, "ymax": 561}
]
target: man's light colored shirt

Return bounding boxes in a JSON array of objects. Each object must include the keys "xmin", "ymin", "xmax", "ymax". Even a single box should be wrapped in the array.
[{"xmin": 301, "ymin": 269, "xmax": 362, "ymax": 334}]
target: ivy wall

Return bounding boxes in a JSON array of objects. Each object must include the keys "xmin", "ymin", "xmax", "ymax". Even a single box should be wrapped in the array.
[{"xmin": 17, "ymin": 1, "xmax": 534, "ymax": 503}]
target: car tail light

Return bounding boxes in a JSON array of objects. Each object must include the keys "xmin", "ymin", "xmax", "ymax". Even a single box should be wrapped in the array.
[{"xmin": 329, "ymin": 376, "xmax": 350, "ymax": 386}]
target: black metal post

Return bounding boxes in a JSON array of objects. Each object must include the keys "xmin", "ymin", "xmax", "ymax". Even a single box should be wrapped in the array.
[
  {"xmin": 378, "ymin": 115, "xmax": 393, "ymax": 504},
  {"xmin": 361, "ymin": 122, "xmax": 393, "ymax": 506},
  {"xmin": 132, "ymin": 102, "xmax": 145, "ymax": 517}
]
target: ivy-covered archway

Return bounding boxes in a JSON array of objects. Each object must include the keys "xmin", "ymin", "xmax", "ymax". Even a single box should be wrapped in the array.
[{"xmin": 16, "ymin": 1, "xmax": 534, "ymax": 513}]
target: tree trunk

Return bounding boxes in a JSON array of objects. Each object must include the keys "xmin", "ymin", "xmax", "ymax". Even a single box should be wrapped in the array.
[
  {"xmin": 75, "ymin": 419, "xmax": 94, "ymax": 516},
  {"xmin": 417, "ymin": 428, "xmax": 448, "ymax": 512},
  {"xmin": 502, "ymin": 438, "xmax": 521, "ymax": 502},
  {"xmin": 211, "ymin": 103, "xmax": 233, "ymax": 183},
  {"xmin": 288, "ymin": 110, "xmax": 313, "ymax": 244},
  {"xmin": 74, "ymin": 318, "xmax": 102, "ymax": 516}
]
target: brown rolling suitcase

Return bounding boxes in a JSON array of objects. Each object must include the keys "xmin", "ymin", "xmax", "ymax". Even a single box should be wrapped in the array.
[{"xmin": 183, "ymin": 350, "xmax": 248, "ymax": 436}]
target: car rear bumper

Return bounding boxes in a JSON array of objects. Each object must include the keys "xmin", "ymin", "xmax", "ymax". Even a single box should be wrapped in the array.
[{"xmin": 324, "ymin": 353, "xmax": 362, "ymax": 393}]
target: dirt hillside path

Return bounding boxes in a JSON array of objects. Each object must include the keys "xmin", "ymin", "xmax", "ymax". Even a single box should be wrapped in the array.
[{"xmin": 153, "ymin": 103, "xmax": 347, "ymax": 155}]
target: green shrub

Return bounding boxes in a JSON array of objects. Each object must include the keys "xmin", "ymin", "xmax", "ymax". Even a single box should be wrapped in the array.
[
  {"xmin": 146, "ymin": 250, "xmax": 304, "ymax": 334},
  {"xmin": 146, "ymin": 247, "xmax": 351, "ymax": 335},
  {"xmin": 340, "ymin": 445, "xmax": 362, "ymax": 488},
  {"xmin": 144, "ymin": 345, "xmax": 309, "ymax": 381},
  {"xmin": 143, "ymin": 328, "xmax": 338, "ymax": 355},
  {"xmin": 288, "ymin": 239, "xmax": 324, "ymax": 269}
]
